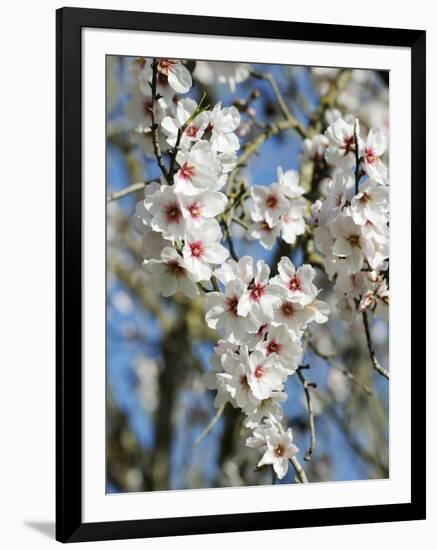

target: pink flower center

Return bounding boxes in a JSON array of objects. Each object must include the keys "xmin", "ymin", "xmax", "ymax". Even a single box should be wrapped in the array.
[
  {"xmin": 164, "ymin": 202, "xmax": 182, "ymax": 224},
  {"xmin": 254, "ymin": 365, "xmax": 264, "ymax": 379},
  {"xmin": 240, "ymin": 374, "xmax": 249, "ymax": 387},
  {"xmin": 266, "ymin": 339, "xmax": 282, "ymax": 355},
  {"xmin": 226, "ymin": 296, "xmax": 239, "ymax": 317},
  {"xmin": 189, "ymin": 241, "xmax": 204, "ymax": 258},
  {"xmin": 179, "ymin": 162, "xmax": 195, "ymax": 181},
  {"xmin": 188, "ymin": 201, "xmax": 201, "ymax": 219},
  {"xmin": 185, "ymin": 124, "xmax": 199, "ymax": 138},
  {"xmin": 341, "ymin": 135, "xmax": 355, "ymax": 154},
  {"xmin": 157, "ymin": 59, "xmax": 175, "ymax": 75},
  {"xmin": 166, "ymin": 259, "xmax": 186, "ymax": 278},
  {"xmin": 249, "ymin": 282, "xmax": 265, "ymax": 302},
  {"xmin": 288, "ymin": 276, "xmax": 301, "ymax": 292},
  {"xmin": 365, "ymin": 147, "xmax": 376, "ymax": 164},
  {"xmin": 347, "ymin": 234, "xmax": 360, "ymax": 247},
  {"xmin": 274, "ymin": 444, "xmax": 285, "ymax": 457},
  {"xmin": 281, "ymin": 302, "xmax": 295, "ymax": 318},
  {"xmin": 265, "ymin": 193, "xmax": 278, "ymax": 209}
]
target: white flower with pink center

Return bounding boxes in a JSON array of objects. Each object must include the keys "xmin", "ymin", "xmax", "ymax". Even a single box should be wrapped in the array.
[
  {"xmin": 272, "ymin": 299, "xmax": 313, "ymax": 338},
  {"xmin": 247, "ymin": 219, "xmax": 281, "ymax": 250},
  {"xmin": 350, "ymin": 178, "xmax": 389, "ymax": 226},
  {"xmin": 325, "ymin": 118, "xmax": 359, "ymax": 170},
  {"xmin": 206, "ymin": 102, "xmax": 241, "ymax": 153},
  {"xmin": 251, "ymin": 183, "xmax": 289, "ymax": 228},
  {"xmin": 155, "ymin": 58, "xmax": 192, "ymax": 94},
  {"xmin": 330, "ymin": 214, "xmax": 376, "ymax": 273},
  {"xmin": 361, "ymin": 128, "xmax": 388, "ymax": 184},
  {"xmin": 173, "ymin": 141, "xmax": 222, "ymax": 195},
  {"xmin": 182, "ymin": 220, "xmax": 229, "ymax": 281},
  {"xmin": 179, "ymin": 190, "xmax": 228, "ymax": 225},
  {"xmin": 237, "ymin": 260, "xmax": 283, "ymax": 324},
  {"xmin": 270, "ymin": 257, "xmax": 317, "ymax": 305},
  {"xmin": 216, "ymin": 348, "xmax": 259, "ymax": 410},
  {"xmin": 161, "ymin": 98, "xmax": 209, "ymax": 150},
  {"xmin": 205, "ymin": 280, "xmax": 259, "ymax": 344},
  {"xmin": 256, "ymin": 424, "xmax": 299, "ymax": 479},
  {"xmin": 143, "ymin": 247, "xmax": 198, "ymax": 298},
  {"xmin": 258, "ymin": 325, "xmax": 303, "ymax": 374},
  {"xmin": 146, "ymin": 185, "xmax": 186, "ymax": 239},
  {"xmin": 244, "ymin": 347, "xmax": 287, "ymax": 400}
]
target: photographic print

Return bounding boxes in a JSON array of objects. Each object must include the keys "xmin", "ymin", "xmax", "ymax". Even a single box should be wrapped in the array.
[{"xmin": 106, "ymin": 56, "xmax": 390, "ymax": 493}]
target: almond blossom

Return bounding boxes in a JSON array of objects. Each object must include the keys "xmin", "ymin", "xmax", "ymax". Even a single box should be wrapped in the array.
[
  {"xmin": 161, "ymin": 98, "xmax": 209, "ymax": 149},
  {"xmin": 257, "ymin": 324, "xmax": 303, "ymax": 374},
  {"xmin": 243, "ymin": 347, "xmax": 287, "ymax": 400},
  {"xmin": 206, "ymin": 102, "xmax": 241, "ymax": 153},
  {"xmin": 182, "ymin": 220, "xmax": 229, "ymax": 281},
  {"xmin": 173, "ymin": 140, "xmax": 222, "ymax": 195},
  {"xmin": 361, "ymin": 128, "xmax": 388, "ymax": 184},
  {"xmin": 143, "ymin": 247, "xmax": 198, "ymax": 298},
  {"xmin": 237, "ymin": 260, "xmax": 283, "ymax": 323},
  {"xmin": 270, "ymin": 258, "xmax": 318, "ymax": 306},
  {"xmin": 205, "ymin": 280, "xmax": 258, "ymax": 344},
  {"xmin": 250, "ymin": 422, "xmax": 299, "ymax": 479}
]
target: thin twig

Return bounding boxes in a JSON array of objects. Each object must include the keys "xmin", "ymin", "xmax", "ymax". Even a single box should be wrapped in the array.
[
  {"xmin": 221, "ymin": 221, "xmax": 239, "ymax": 262},
  {"xmin": 231, "ymin": 217, "xmax": 248, "ymax": 230},
  {"xmin": 353, "ymin": 118, "xmax": 361, "ymax": 194},
  {"xmin": 362, "ymin": 311, "xmax": 390, "ymax": 379},
  {"xmin": 289, "ymin": 456, "xmax": 309, "ymax": 484},
  {"xmin": 194, "ymin": 403, "xmax": 226, "ymax": 445},
  {"xmin": 307, "ymin": 340, "xmax": 374, "ymax": 396},
  {"xmin": 250, "ymin": 69, "xmax": 296, "ymax": 124},
  {"xmin": 107, "ymin": 181, "xmax": 147, "ymax": 202},
  {"xmin": 150, "ymin": 59, "xmax": 170, "ymax": 183},
  {"xmin": 296, "ymin": 367, "xmax": 316, "ymax": 461}
]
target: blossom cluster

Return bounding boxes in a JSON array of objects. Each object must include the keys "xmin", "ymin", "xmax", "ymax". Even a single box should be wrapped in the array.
[
  {"xmin": 247, "ymin": 168, "xmax": 307, "ymax": 250},
  {"xmin": 125, "ymin": 58, "xmax": 389, "ymax": 482},
  {"xmin": 203, "ymin": 256, "xmax": 329, "ymax": 478},
  {"xmin": 131, "ymin": 59, "xmax": 242, "ymax": 298},
  {"xmin": 309, "ymin": 117, "xmax": 389, "ymax": 321}
]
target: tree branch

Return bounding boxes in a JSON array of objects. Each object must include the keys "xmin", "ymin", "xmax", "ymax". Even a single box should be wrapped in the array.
[
  {"xmin": 362, "ymin": 311, "xmax": 390, "ymax": 379},
  {"xmin": 307, "ymin": 340, "xmax": 374, "ymax": 396},
  {"xmin": 107, "ymin": 181, "xmax": 148, "ymax": 202},
  {"xmin": 151, "ymin": 59, "xmax": 170, "ymax": 183},
  {"xmin": 296, "ymin": 367, "xmax": 317, "ymax": 461}
]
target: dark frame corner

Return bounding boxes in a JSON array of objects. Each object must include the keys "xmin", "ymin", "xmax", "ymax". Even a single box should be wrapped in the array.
[{"xmin": 56, "ymin": 6, "xmax": 426, "ymax": 543}]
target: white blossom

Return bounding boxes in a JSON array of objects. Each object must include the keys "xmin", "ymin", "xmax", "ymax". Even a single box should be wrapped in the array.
[
  {"xmin": 143, "ymin": 247, "xmax": 198, "ymax": 298},
  {"xmin": 182, "ymin": 220, "xmax": 229, "ymax": 280}
]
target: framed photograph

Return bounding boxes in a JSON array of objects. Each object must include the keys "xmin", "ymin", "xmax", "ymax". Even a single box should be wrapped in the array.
[{"xmin": 56, "ymin": 7, "xmax": 426, "ymax": 543}]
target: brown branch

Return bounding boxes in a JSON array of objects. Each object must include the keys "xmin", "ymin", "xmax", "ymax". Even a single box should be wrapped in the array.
[
  {"xmin": 151, "ymin": 59, "xmax": 170, "ymax": 183},
  {"xmin": 289, "ymin": 456, "xmax": 309, "ymax": 484},
  {"xmin": 107, "ymin": 181, "xmax": 147, "ymax": 202},
  {"xmin": 250, "ymin": 69, "xmax": 298, "ymax": 125},
  {"xmin": 194, "ymin": 403, "xmax": 226, "ymax": 445},
  {"xmin": 307, "ymin": 340, "xmax": 374, "ymax": 396},
  {"xmin": 362, "ymin": 311, "xmax": 390, "ymax": 380},
  {"xmin": 296, "ymin": 367, "xmax": 317, "ymax": 461}
]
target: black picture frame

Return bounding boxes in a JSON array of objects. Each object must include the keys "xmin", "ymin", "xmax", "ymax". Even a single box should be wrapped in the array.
[{"xmin": 56, "ymin": 7, "xmax": 426, "ymax": 543}]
